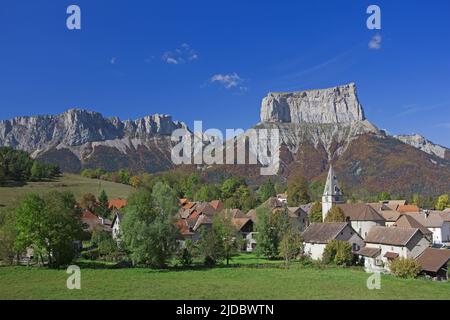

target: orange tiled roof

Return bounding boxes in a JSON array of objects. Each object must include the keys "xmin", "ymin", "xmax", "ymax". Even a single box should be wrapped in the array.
[
  {"xmin": 397, "ymin": 205, "xmax": 420, "ymax": 213},
  {"xmin": 108, "ymin": 198, "xmax": 127, "ymax": 210}
]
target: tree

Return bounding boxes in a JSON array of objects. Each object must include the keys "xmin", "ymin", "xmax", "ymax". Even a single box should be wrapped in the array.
[
  {"xmin": 14, "ymin": 192, "xmax": 83, "ymax": 268},
  {"xmin": 94, "ymin": 190, "xmax": 110, "ymax": 218},
  {"xmin": 256, "ymin": 180, "xmax": 277, "ymax": 203},
  {"xmin": 309, "ymin": 202, "xmax": 323, "ymax": 223},
  {"xmin": 80, "ymin": 193, "xmax": 97, "ymax": 211},
  {"xmin": 287, "ymin": 175, "xmax": 311, "ymax": 206},
  {"xmin": 324, "ymin": 206, "xmax": 346, "ymax": 223},
  {"xmin": 435, "ymin": 194, "xmax": 450, "ymax": 211},
  {"xmin": 0, "ymin": 209, "xmax": 17, "ymax": 265},
  {"xmin": 377, "ymin": 192, "xmax": 391, "ymax": 201},
  {"xmin": 221, "ymin": 177, "xmax": 245, "ymax": 200},
  {"xmin": 194, "ymin": 184, "xmax": 221, "ymax": 202},
  {"xmin": 323, "ymin": 240, "xmax": 353, "ymax": 266},
  {"xmin": 279, "ymin": 227, "xmax": 303, "ymax": 266},
  {"xmin": 91, "ymin": 230, "xmax": 120, "ymax": 261},
  {"xmin": 389, "ymin": 258, "xmax": 421, "ymax": 278},
  {"xmin": 122, "ymin": 183, "xmax": 180, "ymax": 268},
  {"xmin": 256, "ymin": 207, "xmax": 281, "ymax": 259},
  {"xmin": 178, "ymin": 240, "xmax": 195, "ymax": 267},
  {"xmin": 129, "ymin": 176, "xmax": 142, "ymax": 188}
]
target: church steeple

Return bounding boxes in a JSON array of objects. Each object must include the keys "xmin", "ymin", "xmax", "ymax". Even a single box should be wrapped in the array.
[{"xmin": 322, "ymin": 165, "xmax": 344, "ymax": 221}]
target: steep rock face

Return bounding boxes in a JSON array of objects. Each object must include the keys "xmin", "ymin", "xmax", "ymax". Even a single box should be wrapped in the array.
[
  {"xmin": 0, "ymin": 109, "xmax": 187, "ymax": 172},
  {"xmin": 394, "ymin": 134, "xmax": 450, "ymax": 160},
  {"xmin": 260, "ymin": 83, "xmax": 365, "ymax": 124}
]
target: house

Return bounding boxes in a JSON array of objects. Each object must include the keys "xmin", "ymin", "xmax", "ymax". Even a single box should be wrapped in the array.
[
  {"xmin": 302, "ymin": 223, "xmax": 364, "ymax": 261},
  {"xmin": 404, "ymin": 212, "xmax": 450, "ymax": 244},
  {"xmin": 81, "ymin": 210, "xmax": 111, "ymax": 233},
  {"xmin": 368, "ymin": 202, "xmax": 402, "ymax": 227},
  {"xmin": 360, "ymin": 226, "xmax": 430, "ymax": 273},
  {"xmin": 108, "ymin": 198, "xmax": 127, "ymax": 210},
  {"xmin": 111, "ymin": 211, "xmax": 123, "ymax": 240},
  {"xmin": 336, "ymin": 203, "xmax": 385, "ymax": 239},
  {"xmin": 287, "ymin": 206, "xmax": 309, "ymax": 232},
  {"xmin": 415, "ymin": 248, "xmax": 450, "ymax": 280},
  {"xmin": 393, "ymin": 215, "xmax": 433, "ymax": 240}
]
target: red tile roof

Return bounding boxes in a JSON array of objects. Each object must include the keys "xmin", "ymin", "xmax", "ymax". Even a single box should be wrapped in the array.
[
  {"xmin": 108, "ymin": 198, "xmax": 127, "ymax": 210},
  {"xmin": 397, "ymin": 205, "xmax": 420, "ymax": 213}
]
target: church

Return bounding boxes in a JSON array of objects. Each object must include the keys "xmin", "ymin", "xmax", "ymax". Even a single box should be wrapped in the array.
[{"xmin": 321, "ymin": 165, "xmax": 386, "ymax": 239}]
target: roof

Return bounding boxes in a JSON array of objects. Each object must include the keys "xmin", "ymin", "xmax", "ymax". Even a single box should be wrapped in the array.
[
  {"xmin": 260, "ymin": 197, "xmax": 284, "ymax": 210},
  {"xmin": 246, "ymin": 209, "xmax": 257, "ymax": 223},
  {"xmin": 397, "ymin": 204, "xmax": 420, "ymax": 213},
  {"xmin": 404, "ymin": 213, "xmax": 446, "ymax": 228},
  {"xmin": 222, "ymin": 208, "xmax": 246, "ymax": 218},
  {"xmin": 365, "ymin": 226, "xmax": 421, "ymax": 246},
  {"xmin": 394, "ymin": 215, "xmax": 432, "ymax": 235},
  {"xmin": 381, "ymin": 200, "xmax": 407, "ymax": 211},
  {"xmin": 337, "ymin": 203, "xmax": 385, "ymax": 221},
  {"xmin": 300, "ymin": 203, "xmax": 314, "ymax": 215},
  {"xmin": 380, "ymin": 210, "xmax": 402, "ymax": 222},
  {"xmin": 287, "ymin": 207, "xmax": 307, "ymax": 218},
  {"xmin": 384, "ymin": 252, "xmax": 399, "ymax": 259},
  {"xmin": 416, "ymin": 248, "xmax": 450, "ymax": 273},
  {"xmin": 81, "ymin": 210, "xmax": 98, "ymax": 221},
  {"xmin": 209, "ymin": 200, "xmax": 223, "ymax": 211},
  {"xmin": 231, "ymin": 217, "xmax": 253, "ymax": 231},
  {"xmin": 175, "ymin": 219, "xmax": 194, "ymax": 236},
  {"xmin": 302, "ymin": 223, "xmax": 349, "ymax": 244},
  {"xmin": 357, "ymin": 247, "xmax": 381, "ymax": 258},
  {"xmin": 108, "ymin": 198, "xmax": 127, "ymax": 210}
]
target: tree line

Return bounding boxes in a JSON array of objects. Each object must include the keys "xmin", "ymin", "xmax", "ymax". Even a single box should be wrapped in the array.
[{"xmin": 0, "ymin": 147, "xmax": 60, "ymax": 184}]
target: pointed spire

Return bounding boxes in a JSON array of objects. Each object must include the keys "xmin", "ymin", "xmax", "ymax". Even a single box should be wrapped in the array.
[{"xmin": 323, "ymin": 165, "xmax": 342, "ymax": 197}]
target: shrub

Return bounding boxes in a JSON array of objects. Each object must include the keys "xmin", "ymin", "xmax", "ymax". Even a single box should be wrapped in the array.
[
  {"xmin": 324, "ymin": 206, "xmax": 346, "ymax": 223},
  {"xmin": 389, "ymin": 258, "xmax": 421, "ymax": 278},
  {"xmin": 323, "ymin": 240, "xmax": 353, "ymax": 266}
]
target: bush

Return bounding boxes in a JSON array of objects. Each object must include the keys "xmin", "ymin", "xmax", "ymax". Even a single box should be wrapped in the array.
[
  {"xmin": 81, "ymin": 248, "xmax": 100, "ymax": 260},
  {"xmin": 389, "ymin": 258, "xmax": 421, "ymax": 278},
  {"xmin": 323, "ymin": 240, "xmax": 353, "ymax": 266}
]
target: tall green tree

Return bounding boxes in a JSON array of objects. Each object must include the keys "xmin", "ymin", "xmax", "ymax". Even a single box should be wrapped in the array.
[
  {"xmin": 435, "ymin": 194, "xmax": 450, "ymax": 211},
  {"xmin": 256, "ymin": 207, "xmax": 282, "ymax": 259},
  {"xmin": 122, "ymin": 183, "xmax": 180, "ymax": 268},
  {"xmin": 324, "ymin": 206, "xmax": 346, "ymax": 223},
  {"xmin": 0, "ymin": 209, "xmax": 17, "ymax": 265},
  {"xmin": 287, "ymin": 175, "xmax": 311, "ymax": 206},
  {"xmin": 256, "ymin": 180, "xmax": 277, "ymax": 203},
  {"xmin": 94, "ymin": 190, "xmax": 111, "ymax": 218},
  {"xmin": 14, "ymin": 192, "xmax": 83, "ymax": 268},
  {"xmin": 309, "ymin": 202, "xmax": 323, "ymax": 223}
]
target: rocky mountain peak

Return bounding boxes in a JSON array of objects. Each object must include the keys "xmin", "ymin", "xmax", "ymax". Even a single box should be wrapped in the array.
[{"xmin": 260, "ymin": 83, "xmax": 365, "ymax": 124}]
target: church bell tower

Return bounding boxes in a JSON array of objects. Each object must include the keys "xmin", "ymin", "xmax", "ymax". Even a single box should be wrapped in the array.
[{"xmin": 322, "ymin": 165, "xmax": 344, "ymax": 221}]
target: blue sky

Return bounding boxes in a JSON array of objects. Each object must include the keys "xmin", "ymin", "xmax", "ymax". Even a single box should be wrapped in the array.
[{"xmin": 1, "ymin": 1, "xmax": 449, "ymax": 147}]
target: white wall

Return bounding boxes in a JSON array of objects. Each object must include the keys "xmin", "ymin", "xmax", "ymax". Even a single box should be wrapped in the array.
[
  {"xmin": 350, "ymin": 221, "xmax": 385, "ymax": 240},
  {"xmin": 304, "ymin": 243, "xmax": 327, "ymax": 261}
]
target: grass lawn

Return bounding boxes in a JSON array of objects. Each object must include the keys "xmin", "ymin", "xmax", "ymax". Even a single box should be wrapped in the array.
[
  {"xmin": 1, "ymin": 258, "xmax": 449, "ymax": 300},
  {"xmin": 0, "ymin": 174, "xmax": 133, "ymax": 209}
]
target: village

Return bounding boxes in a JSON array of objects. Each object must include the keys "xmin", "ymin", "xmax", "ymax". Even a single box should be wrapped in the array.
[{"xmin": 78, "ymin": 166, "xmax": 450, "ymax": 281}]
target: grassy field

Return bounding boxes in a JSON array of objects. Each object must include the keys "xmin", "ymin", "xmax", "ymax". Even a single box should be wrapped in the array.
[
  {"xmin": 0, "ymin": 174, "xmax": 133, "ymax": 209},
  {"xmin": 0, "ymin": 261, "xmax": 449, "ymax": 300}
]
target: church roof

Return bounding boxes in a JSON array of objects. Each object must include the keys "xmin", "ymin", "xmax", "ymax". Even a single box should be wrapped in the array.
[
  {"xmin": 337, "ymin": 203, "xmax": 385, "ymax": 221},
  {"xmin": 323, "ymin": 166, "xmax": 342, "ymax": 197}
]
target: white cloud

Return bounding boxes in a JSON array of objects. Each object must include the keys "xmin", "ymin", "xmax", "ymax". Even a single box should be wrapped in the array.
[
  {"xmin": 162, "ymin": 43, "xmax": 199, "ymax": 65},
  {"xmin": 368, "ymin": 34, "xmax": 382, "ymax": 50},
  {"xmin": 210, "ymin": 73, "xmax": 243, "ymax": 89},
  {"xmin": 110, "ymin": 57, "xmax": 118, "ymax": 65}
]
